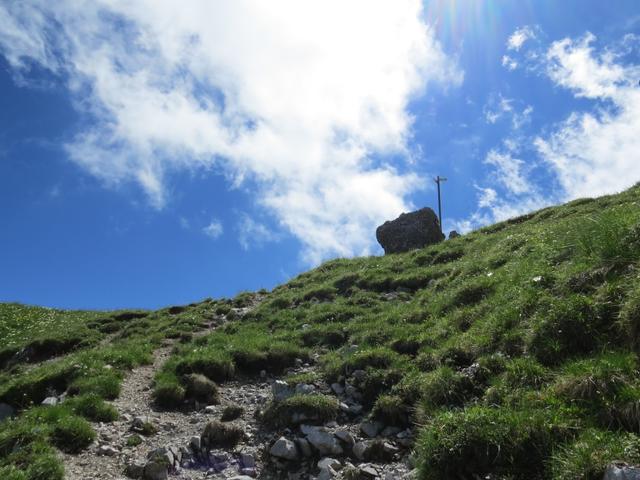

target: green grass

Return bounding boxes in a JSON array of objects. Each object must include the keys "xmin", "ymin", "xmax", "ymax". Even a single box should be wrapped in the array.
[
  {"xmin": 67, "ymin": 394, "xmax": 118, "ymax": 422},
  {"xmin": 0, "ymin": 304, "xmax": 104, "ymax": 353},
  {"xmin": 551, "ymin": 429, "xmax": 640, "ymax": 479},
  {"xmin": 416, "ymin": 405, "xmax": 577, "ymax": 479},
  {"xmin": 51, "ymin": 416, "xmax": 95, "ymax": 453},
  {"xmin": 0, "ymin": 299, "xmax": 229, "ymax": 476},
  {"xmin": 220, "ymin": 404, "xmax": 244, "ymax": 422},
  {"xmin": 126, "ymin": 434, "xmax": 143, "ymax": 447},
  {"xmin": 201, "ymin": 420, "xmax": 244, "ymax": 449},
  {"xmin": 3, "ymin": 185, "xmax": 640, "ymax": 477},
  {"xmin": 262, "ymin": 394, "xmax": 339, "ymax": 428},
  {"xmin": 158, "ymin": 184, "xmax": 640, "ymax": 477}
]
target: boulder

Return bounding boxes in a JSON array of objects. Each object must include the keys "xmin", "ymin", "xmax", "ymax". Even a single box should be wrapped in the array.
[
  {"xmin": 360, "ymin": 421, "xmax": 383, "ymax": 438},
  {"xmin": 296, "ymin": 437, "xmax": 313, "ymax": 457},
  {"xmin": 449, "ymin": 230, "xmax": 460, "ymax": 239},
  {"xmin": 302, "ymin": 426, "xmax": 343, "ymax": 455},
  {"xmin": 146, "ymin": 447, "xmax": 177, "ymax": 469},
  {"xmin": 335, "ymin": 430, "xmax": 355, "ymax": 446},
  {"xmin": 353, "ymin": 441, "xmax": 368, "ymax": 460},
  {"xmin": 604, "ymin": 463, "xmax": 640, "ymax": 480},
  {"xmin": 376, "ymin": 208, "xmax": 444, "ymax": 254},
  {"xmin": 270, "ymin": 437, "xmax": 298, "ymax": 460}
]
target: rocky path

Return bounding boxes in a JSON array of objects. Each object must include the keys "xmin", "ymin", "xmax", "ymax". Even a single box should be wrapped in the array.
[
  {"xmin": 61, "ymin": 342, "xmax": 181, "ymax": 479},
  {"xmin": 61, "ymin": 303, "xmax": 418, "ymax": 479}
]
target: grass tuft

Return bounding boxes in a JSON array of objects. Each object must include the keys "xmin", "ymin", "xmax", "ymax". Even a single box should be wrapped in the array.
[
  {"xmin": 201, "ymin": 420, "xmax": 243, "ymax": 449},
  {"xmin": 416, "ymin": 406, "xmax": 576, "ymax": 479},
  {"xmin": 262, "ymin": 394, "xmax": 338, "ymax": 429},
  {"xmin": 551, "ymin": 429, "xmax": 640, "ymax": 480},
  {"xmin": 51, "ymin": 415, "xmax": 96, "ymax": 454}
]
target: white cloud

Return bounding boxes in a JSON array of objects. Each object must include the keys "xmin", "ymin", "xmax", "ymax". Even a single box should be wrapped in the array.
[
  {"xmin": 484, "ymin": 149, "xmax": 531, "ymax": 195},
  {"xmin": 483, "ymin": 94, "xmax": 513, "ymax": 124},
  {"xmin": 203, "ymin": 220, "xmax": 223, "ymax": 239},
  {"xmin": 237, "ymin": 214, "xmax": 279, "ymax": 251},
  {"xmin": 501, "ymin": 55, "xmax": 518, "ymax": 71},
  {"xmin": 451, "ymin": 183, "xmax": 552, "ymax": 234},
  {"xmin": 512, "ymin": 105, "xmax": 533, "ymax": 130},
  {"xmin": 478, "ymin": 191, "xmax": 551, "ymax": 224},
  {"xmin": 467, "ymin": 31, "xmax": 640, "ymax": 232},
  {"xmin": 507, "ymin": 26, "xmax": 536, "ymax": 51},
  {"xmin": 477, "ymin": 187, "xmax": 497, "ymax": 208},
  {"xmin": 536, "ymin": 33, "xmax": 640, "ymax": 199},
  {"xmin": 545, "ymin": 32, "xmax": 634, "ymax": 99},
  {"xmin": 0, "ymin": 0, "xmax": 462, "ymax": 264},
  {"xmin": 483, "ymin": 94, "xmax": 532, "ymax": 129}
]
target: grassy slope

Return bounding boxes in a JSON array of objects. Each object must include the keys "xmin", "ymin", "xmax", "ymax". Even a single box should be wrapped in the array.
[
  {"xmin": 3, "ymin": 185, "xmax": 640, "ymax": 479},
  {"xmin": 0, "ymin": 301, "xmax": 223, "ymax": 479}
]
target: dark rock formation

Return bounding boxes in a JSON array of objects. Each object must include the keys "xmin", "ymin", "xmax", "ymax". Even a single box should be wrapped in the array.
[
  {"xmin": 376, "ymin": 208, "xmax": 444, "ymax": 254},
  {"xmin": 449, "ymin": 230, "xmax": 460, "ymax": 239}
]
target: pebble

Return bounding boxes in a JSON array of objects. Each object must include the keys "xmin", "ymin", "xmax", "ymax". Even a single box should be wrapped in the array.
[{"xmin": 97, "ymin": 445, "xmax": 119, "ymax": 456}]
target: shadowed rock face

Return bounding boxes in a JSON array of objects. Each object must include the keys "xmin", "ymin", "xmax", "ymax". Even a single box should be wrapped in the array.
[{"xmin": 376, "ymin": 208, "xmax": 444, "ymax": 254}]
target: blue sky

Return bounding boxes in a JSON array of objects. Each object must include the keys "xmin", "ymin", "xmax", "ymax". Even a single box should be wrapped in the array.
[{"xmin": 1, "ymin": 0, "xmax": 639, "ymax": 309}]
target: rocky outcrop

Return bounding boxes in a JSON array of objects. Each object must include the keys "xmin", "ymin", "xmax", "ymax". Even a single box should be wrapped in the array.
[{"xmin": 376, "ymin": 208, "xmax": 444, "ymax": 254}]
